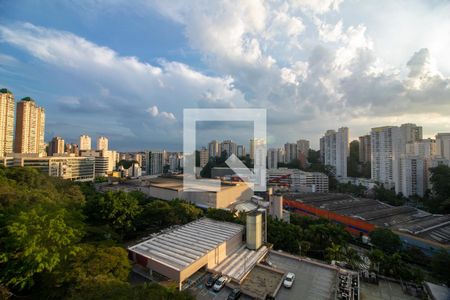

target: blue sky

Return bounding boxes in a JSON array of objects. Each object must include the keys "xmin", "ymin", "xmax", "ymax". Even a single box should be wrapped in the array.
[{"xmin": 1, "ymin": 0, "xmax": 450, "ymax": 151}]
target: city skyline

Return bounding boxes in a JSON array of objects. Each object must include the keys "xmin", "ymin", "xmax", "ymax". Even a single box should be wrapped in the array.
[{"xmin": 1, "ymin": 1, "xmax": 449, "ymax": 151}]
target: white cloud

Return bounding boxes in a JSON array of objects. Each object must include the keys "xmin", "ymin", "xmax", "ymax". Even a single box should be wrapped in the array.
[
  {"xmin": 2, "ymin": 0, "xmax": 450, "ymax": 149},
  {"xmin": 146, "ymin": 105, "xmax": 176, "ymax": 121}
]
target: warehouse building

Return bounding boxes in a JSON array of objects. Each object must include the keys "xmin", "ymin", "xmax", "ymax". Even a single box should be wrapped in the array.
[
  {"xmin": 128, "ymin": 217, "xmax": 269, "ymax": 290},
  {"xmin": 141, "ymin": 176, "xmax": 254, "ymax": 209},
  {"xmin": 284, "ymin": 193, "xmax": 449, "ymax": 255}
]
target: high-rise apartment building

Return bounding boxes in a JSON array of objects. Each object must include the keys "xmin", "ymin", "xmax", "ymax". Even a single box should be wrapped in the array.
[
  {"xmin": 48, "ymin": 136, "xmax": 65, "ymax": 156},
  {"xmin": 320, "ymin": 127, "xmax": 349, "ymax": 178},
  {"xmin": 14, "ymin": 97, "xmax": 45, "ymax": 154},
  {"xmin": 221, "ymin": 140, "xmax": 237, "ymax": 158},
  {"xmin": 358, "ymin": 135, "xmax": 371, "ymax": 163},
  {"xmin": 199, "ymin": 147, "xmax": 209, "ymax": 168},
  {"xmin": 145, "ymin": 151, "xmax": 164, "ymax": 175},
  {"xmin": 0, "ymin": 89, "xmax": 15, "ymax": 157},
  {"xmin": 284, "ymin": 143, "xmax": 297, "ymax": 163},
  {"xmin": 96, "ymin": 136, "xmax": 108, "ymax": 151},
  {"xmin": 65, "ymin": 143, "xmax": 79, "ymax": 156},
  {"xmin": 371, "ymin": 124, "xmax": 422, "ymax": 193},
  {"xmin": 267, "ymin": 148, "xmax": 279, "ymax": 169},
  {"xmin": 237, "ymin": 145, "xmax": 246, "ymax": 157},
  {"xmin": 406, "ymin": 138, "xmax": 436, "ymax": 158},
  {"xmin": 208, "ymin": 140, "xmax": 220, "ymax": 158},
  {"xmin": 399, "ymin": 155, "xmax": 428, "ymax": 197},
  {"xmin": 296, "ymin": 139, "xmax": 310, "ymax": 158},
  {"xmin": 436, "ymin": 133, "xmax": 450, "ymax": 160},
  {"xmin": 79, "ymin": 134, "xmax": 91, "ymax": 151}
]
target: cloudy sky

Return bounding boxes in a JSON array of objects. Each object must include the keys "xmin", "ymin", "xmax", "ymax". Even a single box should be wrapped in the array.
[{"xmin": 1, "ymin": 0, "xmax": 450, "ymax": 151}]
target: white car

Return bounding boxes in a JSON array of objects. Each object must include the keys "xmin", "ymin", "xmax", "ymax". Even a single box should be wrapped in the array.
[
  {"xmin": 283, "ymin": 272, "xmax": 295, "ymax": 288},
  {"xmin": 212, "ymin": 276, "xmax": 227, "ymax": 292}
]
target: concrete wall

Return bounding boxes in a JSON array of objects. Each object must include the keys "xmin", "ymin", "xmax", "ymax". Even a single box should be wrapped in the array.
[
  {"xmin": 148, "ymin": 186, "xmax": 181, "ymax": 200},
  {"xmin": 216, "ymin": 184, "xmax": 253, "ymax": 208}
]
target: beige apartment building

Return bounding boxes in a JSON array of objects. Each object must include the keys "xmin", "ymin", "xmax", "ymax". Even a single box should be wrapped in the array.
[
  {"xmin": 96, "ymin": 136, "xmax": 108, "ymax": 151},
  {"xmin": 79, "ymin": 134, "xmax": 92, "ymax": 151},
  {"xmin": 14, "ymin": 97, "xmax": 45, "ymax": 155},
  {"xmin": 0, "ymin": 89, "xmax": 15, "ymax": 157},
  {"xmin": 48, "ymin": 136, "xmax": 65, "ymax": 156}
]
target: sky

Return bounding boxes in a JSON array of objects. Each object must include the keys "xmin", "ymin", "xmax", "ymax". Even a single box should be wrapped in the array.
[{"xmin": 1, "ymin": 0, "xmax": 450, "ymax": 151}]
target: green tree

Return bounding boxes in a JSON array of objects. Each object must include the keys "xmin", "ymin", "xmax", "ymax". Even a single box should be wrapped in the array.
[
  {"xmin": 373, "ymin": 184, "xmax": 405, "ymax": 206},
  {"xmin": 299, "ymin": 241, "xmax": 311, "ymax": 256},
  {"xmin": 369, "ymin": 228, "xmax": 402, "ymax": 254},
  {"xmin": 368, "ymin": 249, "xmax": 385, "ymax": 272},
  {"xmin": 427, "ymin": 165, "xmax": 450, "ymax": 213},
  {"xmin": 85, "ymin": 191, "xmax": 141, "ymax": 237},
  {"xmin": 347, "ymin": 140, "xmax": 360, "ymax": 177},
  {"xmin": 68, "ymin": 278, "xmax": 195, "ymax": 300},
  {"xmin": 325, "ymin": 243, "xmax": 345, "ymax": 262},
  {"xmin": 0, "ymin": 207, "xmax": 83, "ymax": 289},
  {"xmin": 40, "ymin": 244, "xmax": 131, "ymax": 299},
  {"xmin": 431, "ymin": 249, "xmax": 450, "ymax": 285}
]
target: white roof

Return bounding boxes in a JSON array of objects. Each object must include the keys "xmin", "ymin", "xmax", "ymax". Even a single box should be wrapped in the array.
[{"xmin": 129, "ymin": 218, "xmax": 244, "ymax": 271}]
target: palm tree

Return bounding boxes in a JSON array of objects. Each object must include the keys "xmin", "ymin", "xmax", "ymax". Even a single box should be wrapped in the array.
[
  {"xmin": 325, "ymin": 243, "xmax": 345, "ymax": 262},
  {"xmin": 344, "ymin": 247, "xmax": 363, "ymax": 270}
]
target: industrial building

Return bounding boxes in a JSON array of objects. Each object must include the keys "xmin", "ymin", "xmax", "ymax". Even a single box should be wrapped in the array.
[
  {"xmin": 128, "ymin": 217, "xmax": 269, "ymax": 290},
  {"xmin": 284, "ymin": 193, "xmax": 450, "ymax": 255}
]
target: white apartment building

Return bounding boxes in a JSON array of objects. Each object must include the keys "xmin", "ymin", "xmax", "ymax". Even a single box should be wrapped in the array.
[
  {"xmin": 80, "ymin": 149, "xmax": 117, "ymax": 176},
  {"xmin": 406, "ymin": 138, "xmax": 436, "ymax": 158},
  {"xmin": 79, "ymin": 134, "xmax": 91, "ymax": 151},
  {"xmin": 284, "ymin": 143, "xmax": 297, "ymax": 163},
  {"xmin": 2, "ymin": 155, "xmax": 95, "ymax": 181},
  {"xmin": 267, "ymin": 168, "xmax": 329, "ymax": 193},
  {"xmin": 320, "ymin": 127, "xmax": 349, "ymax": 178},
  {"xmin": 371, "ymin": 124, "xmax": 422, "ymax": 193},
  {"xmin": 0, "ymin": 89, "xmax": 15, "ymax": 157},
  {"xmin": 199, "ymin": 147, "xmax": 209, "ymax": 168},
  {"xmin": 359, "ymin": 135, "xmax": 371, "ymax": 163},
  {"xmin": 146, "ymin": 150, "xmax": 164, "ymax": 175},
  {"xmin": 236, "ymin": 145, "xmax": 246, "ymax": 157},
  {"xmin": 267, "ymin": 148, "xmax": 279, "ymax": 169},
  {"xmin": 221, "ymin": 140, "xmax": 237, "ymax": 158},
  {"xmin": 399, "ymin": 155, "xmax": 428, "ymax": 197},
  {"xmin": 14, "ymin": 97, "xmax": 46, "ymax": 155},
  {"xmin": 169, "ymin": 153, "xmax": 183, "ymax": 172},
  {"xmin": 96, "ymin": 136, "xmax": 109, "ymax": 151},
  {"xmin": 208, "ymin": 140, "xmax": 219, "ymax": 158},
  {"xmin": 436, "ymin": 133, "xmax": 450, "ymax": 160}
]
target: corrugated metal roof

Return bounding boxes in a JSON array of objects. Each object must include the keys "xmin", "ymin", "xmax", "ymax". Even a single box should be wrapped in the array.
[{"xmin": 129, "ymin": 218, "xmax": 244, "ymax": 271}]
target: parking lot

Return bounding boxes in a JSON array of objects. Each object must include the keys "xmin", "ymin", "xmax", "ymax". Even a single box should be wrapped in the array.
[
  {"xmin": 268, "ymin": 252, "xmax": 338, "ymax": 300},
  {"xmin": 189, "ymin": 277, "xmax": 253, "ymax": 300}
]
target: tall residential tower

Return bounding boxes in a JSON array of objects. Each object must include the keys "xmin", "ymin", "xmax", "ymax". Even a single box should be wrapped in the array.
[
  {"xmin": 14, "ymin": 97, "xmax": 45, "ymax": 154},
  {"xmin": 0, "ymin": 89, "xmax": 15, "ymax": 157}
]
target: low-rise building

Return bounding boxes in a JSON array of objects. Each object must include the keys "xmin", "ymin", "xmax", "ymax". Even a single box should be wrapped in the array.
[
  {"xmin": 267, "ymin": 168, "xmax": 329, "ymax": 193},
  {"xmin": 1, "ymin": 154, "xmax": 95, "ymax": 181},
  {"xmin": 140, "ymin": 176, "xmax": 254, "ymax": 209}
]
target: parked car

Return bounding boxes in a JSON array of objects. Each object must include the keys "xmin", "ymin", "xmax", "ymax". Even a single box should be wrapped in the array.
[
  {"xmin": 283, "ymin": 272, "xmax": 295, "ymax": 288},
  {"xmin": 205, "ymin": 274, "xmax": 219, "ymax": 288},
  {"xmin": 227, "ymin": 288, "xmax": 242, "ymax": 300},
  {"xmin": 212, "ymin": 276, "xmax": 227, "ymax": 292}
]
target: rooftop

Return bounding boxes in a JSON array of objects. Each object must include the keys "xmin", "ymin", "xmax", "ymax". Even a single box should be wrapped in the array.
[
  {"xmin": 128, "ymin": 218, "xmax": 244, "ymax": 271},
  {"xmin": 146, "ymin": 176, "xmax": 242, "ymax": 192},
  {"xmin": 286, "ymin": 193, "xmax": 450, "ymax": 246}
]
